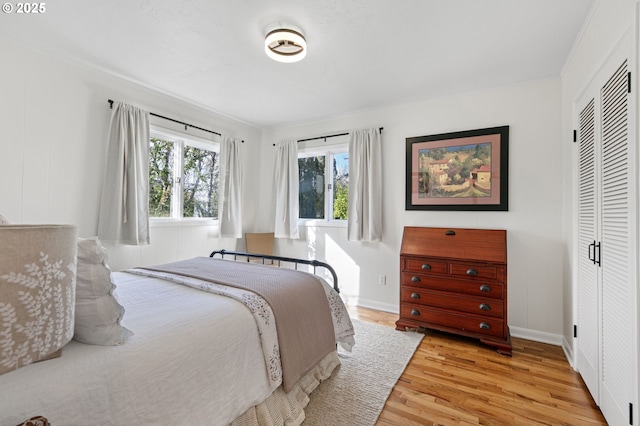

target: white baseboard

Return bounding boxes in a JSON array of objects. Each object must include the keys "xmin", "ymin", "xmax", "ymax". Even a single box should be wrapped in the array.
[
  {"xmin": 562, "ymin": 337, "xmax": 577, "ymax": 370},
  {"xmin": 507, "ymin": 326, "xmax": 563, "ymax": 346},
  {"xmin": 354, "ymin": 298, "xmax": 399, "ymax": 314}
]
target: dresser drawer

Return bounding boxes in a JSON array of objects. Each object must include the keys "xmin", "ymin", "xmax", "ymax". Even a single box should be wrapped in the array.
[
  {"xmin": 401, "ymin": 287, "xmax": 504, "ymax": 318},
  {"xmin": 403, "ymin": 257, "xmax": 448, "ymax": 274},
  {"xmin": 401, "ymin": 273, "xmax": 504, "ymax": 299},
  {"xmin": 449, "ymin": 262, "xmax": 503, "ymax": 281},
  {"xmin": 400, "ymin": 304, "xmax": 505, "ymax": 338}
]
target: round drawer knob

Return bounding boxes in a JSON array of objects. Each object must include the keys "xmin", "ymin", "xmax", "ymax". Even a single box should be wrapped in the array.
[
  {"xmin": 479, "ymin": 284, "xmax": 491, "ymax": 292},
  {"xmin": 466, "ymin": 268, "xmax": 478, "ymax": 276},
  {"xmin": 479, "ymin": 322, "xmax": 491, "ymax": 330},
  {"xmin": 410, "ymin": 292, "xmax": 421, "ymax": 299},
  {"xmin": 411, "ymin": 276, "xmax": 421, "ymax": 283},
  {"xmin": 421, "ymin": 264, "xmax": 431, "ymax": 270},
  {"xmin": 479, "ymin": 303, "xmax": 491, "ymax": 311},
  {"xmin": 410, "ymin": 309, "xmax": 420, "ymax": 316}
]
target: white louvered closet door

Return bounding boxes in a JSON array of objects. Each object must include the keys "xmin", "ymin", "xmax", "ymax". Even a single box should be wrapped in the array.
[
  {"xmin": 576, "ymin": 95, "xmax": 599, "ymax": 403},
  {"xmin": 576, "ymin": 29, "xmax": 637, "ymax": 426},
  {"xmin": 600, "ymin": 55, "xmax": 636, "ymax": 426}
]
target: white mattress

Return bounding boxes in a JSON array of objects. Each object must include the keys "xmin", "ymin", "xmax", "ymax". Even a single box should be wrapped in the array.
[{"xmin": 0, "ymin": 271, "xmax": 276, "ymax": 426}]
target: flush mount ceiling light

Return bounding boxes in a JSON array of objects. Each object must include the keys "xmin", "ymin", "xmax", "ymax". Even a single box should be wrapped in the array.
[{"xmin": 264, "ymin": 24, "xmax": 307, "ymax": 63}]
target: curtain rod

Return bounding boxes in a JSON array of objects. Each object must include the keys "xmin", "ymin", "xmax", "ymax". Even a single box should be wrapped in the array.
[
  {"xmin": 107, "ymin": 100, "xmax": 244, "ymax": 143},
  {"xmin": 272, "ymin": 127, "xmax": 383, "ymax": 146}
]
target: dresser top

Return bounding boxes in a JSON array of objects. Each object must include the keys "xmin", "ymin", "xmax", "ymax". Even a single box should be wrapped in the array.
[{"xmin": 401, "ymin": 226, "xmax": 507, "ymax": 263}]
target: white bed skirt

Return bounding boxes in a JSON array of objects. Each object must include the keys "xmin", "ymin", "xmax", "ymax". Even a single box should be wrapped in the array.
[{"xmin": 231, "ymin": 350, "xmax": 339, "ymax": 426}]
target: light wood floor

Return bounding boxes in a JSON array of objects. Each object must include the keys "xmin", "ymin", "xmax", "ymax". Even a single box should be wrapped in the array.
[{"xmin": 349, "ymin": 306, "xmax": 607, "ymax": 426}]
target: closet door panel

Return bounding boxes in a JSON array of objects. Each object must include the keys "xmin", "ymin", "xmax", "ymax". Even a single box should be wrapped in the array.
[
  {"xmin": 576, "ymin": 96, "xmax": 600, "ymax": 401},
  {"xmin": 599, "ymin": 57, "xmax": 635, "ymax": 426}
]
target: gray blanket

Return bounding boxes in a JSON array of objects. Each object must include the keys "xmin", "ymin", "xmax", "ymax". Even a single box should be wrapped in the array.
[{"xmin": 139, "ymin": 257, "xmax": 336, "ymax": 392}]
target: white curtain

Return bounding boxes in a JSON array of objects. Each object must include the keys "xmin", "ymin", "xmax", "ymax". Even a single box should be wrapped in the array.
[
  {"xmin": 274, "ymin": 140, "xmax": 299, "ymax": 239},
  {"xmin": 219, "ymin": 135, "xmax": 243, "ymax": 238},
  {"xmin": 98, "ymin": 101, "xmax": 150, "ymax": 245},
  {"xmin": 348, "ymin": 128, "xmax": 382, "ymax": 242}
]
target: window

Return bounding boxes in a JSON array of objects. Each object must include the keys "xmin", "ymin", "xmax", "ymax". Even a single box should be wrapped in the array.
[
  {"xmin": 298, "ymin": 144, "xmax": 349, "ymax": 222},
  {"xmin": 148, "ymin": 128, "xmax": 219, "ymax": 220}
]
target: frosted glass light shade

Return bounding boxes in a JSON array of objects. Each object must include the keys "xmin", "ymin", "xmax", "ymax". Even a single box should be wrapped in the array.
[{"xmin": 265, "ymin": 28, "xmax": 307, "ymax": 63}]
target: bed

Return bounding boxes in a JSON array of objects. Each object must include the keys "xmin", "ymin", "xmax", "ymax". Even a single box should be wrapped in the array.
[{"xmin": 0, "ymin": 240, "xmax": 354, "ymax": 426}]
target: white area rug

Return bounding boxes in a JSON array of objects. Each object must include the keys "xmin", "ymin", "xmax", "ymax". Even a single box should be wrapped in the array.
[{"xmin": 302, "ymin": 318, "xmax": 424, "ymax": 425}]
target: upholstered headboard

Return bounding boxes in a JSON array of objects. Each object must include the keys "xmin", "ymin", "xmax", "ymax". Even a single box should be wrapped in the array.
[{"xmin": 0, "ymin": 224, "xmax": 78, "ymax": 375}]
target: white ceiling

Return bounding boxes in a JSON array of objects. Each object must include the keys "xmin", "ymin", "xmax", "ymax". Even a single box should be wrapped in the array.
[{"xmin": 0, "ymin": 0, "xmax": 595, "ymax": 129}]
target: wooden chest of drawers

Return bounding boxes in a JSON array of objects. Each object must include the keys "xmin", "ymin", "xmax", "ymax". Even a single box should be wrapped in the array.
[{"xmin": 396, "ymin": 226, "xmax": 511, "ymax": 355}]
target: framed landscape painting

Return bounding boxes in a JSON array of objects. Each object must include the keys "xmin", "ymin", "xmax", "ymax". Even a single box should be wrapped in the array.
[{"xmin": 406, "ymin": 126, "xmax": 509, "ymax": 211}]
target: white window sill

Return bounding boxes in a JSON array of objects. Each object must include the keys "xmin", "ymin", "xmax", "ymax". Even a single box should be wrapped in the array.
[
  {"xmin": 298, "ymin": 219, "xmax": 347, "ymax": 228},
  {"xmin": 150, "ymin": 218, "xmax": 218, "ymax": 227}
]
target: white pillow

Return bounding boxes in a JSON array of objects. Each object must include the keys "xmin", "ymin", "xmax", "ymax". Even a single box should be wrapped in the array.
[{"xmin": 74, "ymin": 238, "xmax": 133, "ymax": 345}]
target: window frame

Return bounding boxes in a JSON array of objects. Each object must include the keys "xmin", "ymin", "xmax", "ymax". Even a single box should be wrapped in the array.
[
  {"xmin": 297, "ymin": 140, "xmax": 349, "ymax": 228},
  {"xmin": 149, "ymin": 125, "xmax": 221, "ymax": 226}
]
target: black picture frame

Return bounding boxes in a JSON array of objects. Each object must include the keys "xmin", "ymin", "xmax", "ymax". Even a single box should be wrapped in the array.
[{"xmin": 405, "ymin": 126, "xmax": 509, "ymax": 211}]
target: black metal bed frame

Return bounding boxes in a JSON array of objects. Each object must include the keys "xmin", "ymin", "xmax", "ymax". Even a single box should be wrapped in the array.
[{"xmin": 209, "ymin": 249, "xmax": 339, "ymax": 293}]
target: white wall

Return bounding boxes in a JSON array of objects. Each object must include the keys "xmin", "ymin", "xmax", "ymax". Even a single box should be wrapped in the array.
[
  {"xmin": 560, "ymin": 0, "xmax": 636, "ymax": 361},
  {"xmin": 0, "ymin": 37, "xmax": 260, "ymax": 269},
  {"xmin": 260, "ymin": 78, "xmax": 565, "ymax": 340}
]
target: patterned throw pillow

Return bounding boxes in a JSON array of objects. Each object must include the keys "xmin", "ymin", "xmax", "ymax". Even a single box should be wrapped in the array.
[
  {"xmin": 0, "ymin": 225, "xmax": 78, "ymax": 376},
  {"xmin": 0, "ymin": 214, "xmax": 10, "ymax": 224}
]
